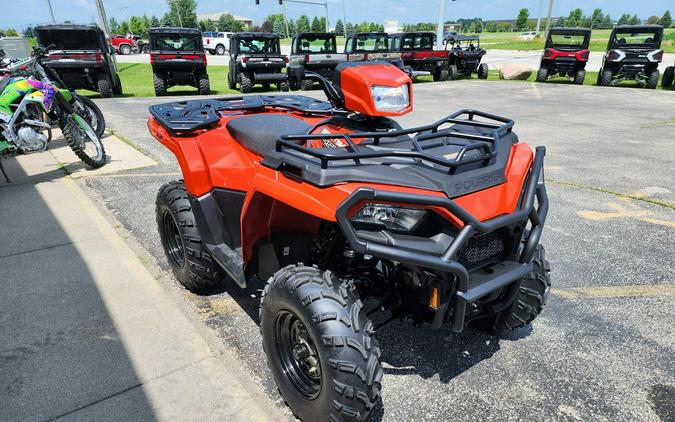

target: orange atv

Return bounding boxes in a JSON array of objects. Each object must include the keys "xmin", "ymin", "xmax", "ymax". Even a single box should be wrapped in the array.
[{"xmin": 148, "ymin": 61, "xmax": 551, "ymax": 421}]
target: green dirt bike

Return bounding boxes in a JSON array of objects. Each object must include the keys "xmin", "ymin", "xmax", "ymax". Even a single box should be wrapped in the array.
[{"xmin": 0, "ymin": 47, "xmax": 106, "ymax": 181}]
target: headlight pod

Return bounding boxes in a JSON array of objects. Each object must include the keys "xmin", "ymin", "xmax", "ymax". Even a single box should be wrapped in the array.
[
  {"xmin": 351, "ymin": 203, "xmax": 427, "ymax": 232},
  {"xmin": 370, "ymin": 84, "xmax": 410, "ymax": 113}
]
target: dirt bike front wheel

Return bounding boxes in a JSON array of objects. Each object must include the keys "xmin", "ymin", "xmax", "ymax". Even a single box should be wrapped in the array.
[{"xmin": 63, "ymin": 114, "xmax": 106, "ymax": 168}]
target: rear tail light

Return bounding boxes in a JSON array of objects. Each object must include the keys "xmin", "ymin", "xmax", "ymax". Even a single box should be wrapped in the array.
[
  {"xmin": 607, "ymin": 50, "xmax": 625, "ymax": 61},
  {"xmin": 284, "ymin": 56, "xmax": 289, "ymax": 64},
  {"xmin": 579, "ymin": 51, "xmax": 589, "ymax": 61},
  {"xmin": 401, "ymin": 52, "xmax": 414, "ymax": 59},
  {"xmin": 242, "ymin": 57, "xmax": 249, "ymax": 63},
  {"xmin": 150, "ymin": 53, "xmax": 155, "ymax": 65},
  {"xmin": 544, "ymin": 49, "xmax": 553, "ymax": 58},
  {"xmin": 95, "ymin": 52, "xmax": 102, "ymax": 64},
  {"xmin": 202, "ymin": 52, "xmax": 207, "ymax": 65},
  {"xmin": 304, "ymin": 54, "xmax": 310, "ymax": 62},
  {"xmin": 364, "ymin": 53, "xmax": 369, "ymax": 60},
  {"xmin": 647, "ymin": 50, "xmax": 663, "ymax": 62}
]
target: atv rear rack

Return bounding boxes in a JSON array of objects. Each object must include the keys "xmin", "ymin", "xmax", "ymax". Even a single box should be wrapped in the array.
[
  {"xmin": 149, "ymin": 95, "xmax": 335, "ymax": 135},
  {"xmin": 275, "ymin": 109, "xmax": 513, "ymax": 174}
]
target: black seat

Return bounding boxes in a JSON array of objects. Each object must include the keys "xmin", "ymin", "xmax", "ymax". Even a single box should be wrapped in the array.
[{"xmin": 226, "ymin": 114, "xmax": 311, "ymax": 156}]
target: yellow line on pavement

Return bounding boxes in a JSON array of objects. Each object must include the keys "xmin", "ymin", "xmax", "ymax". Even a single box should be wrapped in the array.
[
  {"xmin": 530, "ymin": 82, "xmax": 542, "ymax": 99},
  {"xmin": 553, "ymin": 284, "xmax": 675, "ymax": 299}
]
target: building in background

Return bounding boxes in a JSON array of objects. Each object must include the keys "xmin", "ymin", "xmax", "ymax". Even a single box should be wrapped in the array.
[
  {"xmin": 197, "ymin": 12, "xmax": 253, "ymax": 29},
  {"xmin": 384, "ymin": 20, "xmax": 401, "ymax": 33}
]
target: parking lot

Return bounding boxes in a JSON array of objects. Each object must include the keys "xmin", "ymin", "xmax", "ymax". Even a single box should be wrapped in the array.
[{"xmin": 79, "ymin": 81, "xmax": 675, "ymax": 421}]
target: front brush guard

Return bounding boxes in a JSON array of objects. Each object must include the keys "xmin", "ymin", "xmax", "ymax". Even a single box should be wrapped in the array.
[{"xmin": 336, "ymin": 146, "xmax": 548, "ymax": 332}]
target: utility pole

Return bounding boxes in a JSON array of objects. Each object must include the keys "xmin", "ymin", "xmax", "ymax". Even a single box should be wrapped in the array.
[
  {"xmin": 46, "ymin": 0, "xmax": 56, "ymax": 23},
  {"xmin": 342, "ymin": 0, "xmax": 347, "ymax": 36},
  {"xmin": 535, "ymin": 0, "xmax": 543, "ymax": 33},
  {"xmin": 543, "ymin": 0, "xmax": 554, "ymax": 38},
  {"xmin": 95, "ymin": 0, "xmax": 111, "ymax": 37},
  {"xmin": 281, "ymin": 2, "xmax": 290, "ymax": 38},
  {"xmin": 436, "ymin": 0, "xmax": 444, "ymax": 49},
  {"xmin": 175, "ymin": 0, "xmax": 184, "ymax": 27}
]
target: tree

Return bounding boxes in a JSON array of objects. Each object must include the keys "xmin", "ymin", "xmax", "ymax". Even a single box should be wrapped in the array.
[
  {"xmin": 516, "ymin": 8, "xmax": 529, "ymax": 30},
  {"xmin": 566, "ymin": 8, "xmax": 583, "ymax": 27},
  {"xmin": 109, "ymin": 17, "xmax": 119, "ymax": 34},
  {"xmin": 601, "ymin": 14, "xmax": 613, "ymax": 29},
  {"xmin": 628, "ymin": 14, "xmax": 640, "ymax": 25},
  {"xmin": 661, "ymin": 10, "xmax": 672, "ymax": 28},
  {"xmin": 646, "ymin": 15, "xmax": 659, "ymax": 25},
  {"xmin": 555, "ymin": 17, "xmax": 566, "ymax": 27},
  {"xmin": 119, "ymin": 21, "xmax": 130, "ymax": 34},
  {"xmin": 165, "ymin": 0, "xmax": 198, "ymax": 28},
  {"xmin": 287, "ymin": 19, "xmax": 297, "ymax": 37},
  {"xmin": 161, "ymin": 13, "xmax": 173, "ymax": 27},
  {"xmin": 617, "ymin": 14, "xmax": 630, "ymax": 26},
  {"xmin": 346, "ymin": 22, "xmax": 354, "ymax": 33},
  {"xmin": 474, "ymin": 18, "xmax": 484, "ymax": 33},
  {"xmin": 297, "ymin": 15, "xmax": 311, "ymax": 33},
  {"xmin": 311, "ymin": 16, "xmax": 322, "ymax": 32},
  {"xmin": 217, "ymin": 13, "xmax": 244, "ymax": 32},
  {"xmin": 5, "ymin": 28, "xmax": 18, "ymax": 36},
  {"xmin": 591, "ymin": 8, "xmax": 604, "ymax": 29},
  {"xmin": 199, "ymin": 19, "xmax": 215, "ymax": 32},
  {"xmin": 335, "ymin": 19, "xmax": 344, "ymax": 34},
  {"xmin": 320, "ymin": 17, "xmax": 327, "ymax": 32},
  {"xmin": 24, "ymin": 26, "xmax": 34, "ymax": 38},
  {"xmin": 129, "ymin": 16, "xmax": 143, "ymax": 35},
  {"xmin": 140, "ymin": 15, "xmax": 150, "ymax": 36},
  {"xmin": 150, "ymin": 16, "xmax": 160, "ymax": 28},
  {"xmin": 273, "ymin": 19, "xmax": 284, "ymax": 37}
]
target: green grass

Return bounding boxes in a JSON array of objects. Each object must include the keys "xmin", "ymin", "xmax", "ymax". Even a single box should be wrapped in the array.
[
  {"xmin": 78, "ymin": 63, "xmax": 240, "ymax": 98},
  {"xmin": 465, "ymin": 28, "xmax": 675, "ymax": 53}
]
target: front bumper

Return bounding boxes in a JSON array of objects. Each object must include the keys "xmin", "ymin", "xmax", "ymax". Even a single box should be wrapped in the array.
[{"xmin": 336, "ymin": 146, "xmax": 548, "ymax": 332}]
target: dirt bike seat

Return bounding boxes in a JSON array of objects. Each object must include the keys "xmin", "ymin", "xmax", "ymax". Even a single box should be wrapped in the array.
[{"xmin": 226, "ymin": 114, "xmax": 310, "ymax": 156}]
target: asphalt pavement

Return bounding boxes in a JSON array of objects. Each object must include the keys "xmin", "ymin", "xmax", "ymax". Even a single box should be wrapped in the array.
[
  {"xmin": 114, "ymin": 47, "xmax": 675, "ymax": 73},
  {"xmin": 86, "ymin": 80, "xmax": 675, "ymax": 421}
]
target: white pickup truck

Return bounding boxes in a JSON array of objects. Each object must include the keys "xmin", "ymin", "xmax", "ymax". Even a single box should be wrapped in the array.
[
  {"xmin": 201, "ymin": 32, "xmax": 233, "ymax": 55},
  {"xmin": 288, "ymin": 33, "xmax": 347, "ymax": 90}
]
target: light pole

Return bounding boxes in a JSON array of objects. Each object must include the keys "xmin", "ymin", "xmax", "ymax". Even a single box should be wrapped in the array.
[
  {"xmin": 342, "ymin": 0, "xmax": 347, "ymax": 36},
  {"xmin": 46, "ymin": 0, "xmax": 56, "ymax": 23},
  {"xmin": 259, "ymin": 0, "xmax": 329, "ymax": 32},
  {"xmin": 535, "ymin": 0, "xmax": 543, "ymax": 33},
  {"xmin": 543, "ymin": 0, "xmax": 554, "ymax": 38},
  {"xmin": 436, "ymin": 0, "xmax": 455, "ymax": 50},
  {"xmin": 95, "ymin": 0, "xmax": 111, "ymax": 37}
]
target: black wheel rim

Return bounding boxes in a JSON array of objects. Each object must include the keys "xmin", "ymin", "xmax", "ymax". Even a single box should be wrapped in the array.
[
  {"xmin": 162, "ymin": 210, "xmax": 185, "ymax": 268},
  {"xmin": 274, "ymin": 310, "xmax": 322, "ymax": 399}
]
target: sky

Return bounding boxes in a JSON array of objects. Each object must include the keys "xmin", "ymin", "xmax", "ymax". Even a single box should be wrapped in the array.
[{"xmin": 0, "ymin": 0, "xmax": 672, "ymax": 31}]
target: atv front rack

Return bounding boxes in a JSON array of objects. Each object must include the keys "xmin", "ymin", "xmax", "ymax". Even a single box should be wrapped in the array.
[
  {"xmin": 274, "ymin": 109, "xmax": 513, "ymax": 174},
  {"xmin": 336, "ymin": 146, "xmax": 548, "ymax": 332},
  {"xmin": 149, "ymin": 95, "xmax": 335, "ymax": 135}
]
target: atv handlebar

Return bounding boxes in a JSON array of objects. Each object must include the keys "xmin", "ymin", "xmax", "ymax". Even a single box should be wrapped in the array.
[{"xmin": 288, "ymin": 65, "xmax": 344, "ymax": 108}]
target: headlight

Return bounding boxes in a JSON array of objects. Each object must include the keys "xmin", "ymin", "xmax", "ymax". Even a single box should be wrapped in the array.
[
  {"xmin": 370, "ymin": 84, "xmax": 409, "ymax": 113},
  {"xmin": 351, "ymin": 203, "xmax": 427, "ymax": 232}
]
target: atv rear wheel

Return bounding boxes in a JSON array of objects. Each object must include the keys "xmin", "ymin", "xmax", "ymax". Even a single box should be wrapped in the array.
[
  {"xmin": 599, "ymin": 69, "xmax": 613, "ymax": 87},
  {"xmin": 198, "ymin": 71, "xmax": 211, "ymax": 95},
  {"xmin": 97, "ymin": 76, "xmax": 114, "ymax": 98},
  {"xmin": 260, "ymin": 265, "xmax": 382, "ymax": 422},
  {"xmin": 663, "ymin": 66, "xmax": 674, "ymax": 88},
  {"xmin": 433, "ymin": 67, "xmax": 448, "ymax": 82},
  {"xmin": 477, "ymin": 63, "xmax": 489, "ymax": 79},
  {"xmin": 472, "ymin": 245, "xmax": 551, "ymax": 333},
  {"xmin": 156, "ymin": 181, "xmax": 223, "ymax": 292},
  {"xmin": 279, "ymin": 81, "xmax": 290, "ymax": 92},
  {"xmin": 153, "ymin": 72, "xmax": 167, "ymax": 96},
  {"xmin": 646, "ymin": 69, "xmax": 659, "ymax": 90},
  {"xmin": 301, "ymin": 79, "xmax": 314, "ymax": 90},
  {"xmin": 239, "ymin": 72, "xmax": 252, "ymax": 94},
  {"xmin": 536, "ymin": 67, "xmax": 548, "ymax": 82},
  {"xmin": 573, "ymin": 69, "xmax": 586, "ymax": 85},
  {"xmin": 448, "ymin": 65, "xmax": 458, "ymax": 81}
]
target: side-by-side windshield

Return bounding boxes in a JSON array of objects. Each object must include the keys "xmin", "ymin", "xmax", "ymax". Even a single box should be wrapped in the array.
[
  {"xmin": 612, "ymin": 30, "xmax": 661, "ymax": 47},
  {"xmin": 549, "ymin": 34, "xmax": 587, "ymax": 47},
  {"xmin": 296, "ymin": 36, "xmax": 336, "ymax": 53},
  {"xmin": 238, "ymin": 38, "xmax": 280, "ymax": 54},
  {"xmin": 151, "ymin": 34, "xmax": 201, "ymax": 51},
  {"xmin": 399, "ymin": 34, "xmax": 435, "ymax": 50},
  {"xmin": 354, "ymin": 34, "xmax": 388, "ymax": 52}
]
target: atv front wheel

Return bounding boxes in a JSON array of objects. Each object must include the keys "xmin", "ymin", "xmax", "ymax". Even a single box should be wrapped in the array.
[
  {"xmin": 573, "ymin": 69, "xmax": 586, "ymax": 85},
  {"xmin": 156, "ymin": 181, "xmax": 223, "ymax": 292},
  {"xmin": 260, "ymin": 265, "xmax": 382, "ymax": 422},
  {"xmin": 448, "ymin": 65, "xmax": 458, "ymax": 81},
  {"xmin": 239, "ymin": 73, "xmax": 252, "ymax": 94},
  {"xmin": 472, "ymin": 245, "xmax": 551, "ymax": 333},
  {"xmin": 279, "ymin": 81, "xmax": 290, "ymax": 92},
  {"xmin": 301, "ymin": 79, "xmax": 314, "ymax": 90},
  {"xmin": 153, "ymin": 72, "xmax": 167, "ymax": 96},
  {"xmin": 599, "ymin": 69, "xmax": 613, "ymax": 86},
  {"xmin": 477, "ymin": 63, "xmax": 489, "ymax": 79},
  {"xmin": 536, "ymin": 67, "xmax": 548, "ymax": 82},
  {"xmin": 662, "ymin": 66, "xmax": 674, "ymax": 88},
  {"xmin": 646, "ymin": 69, "xmax": 659, "ymax": 90}
]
